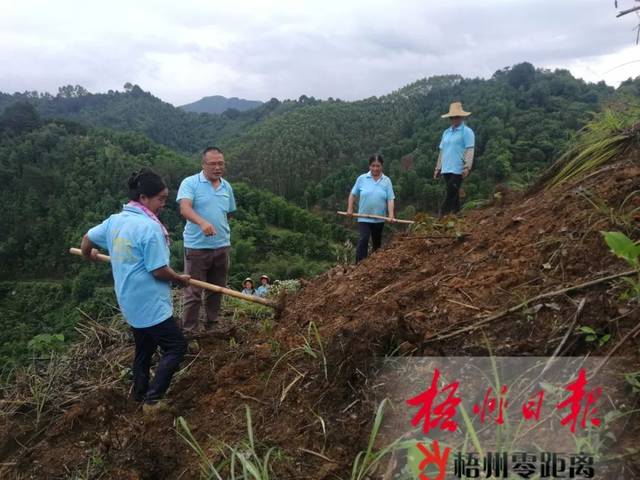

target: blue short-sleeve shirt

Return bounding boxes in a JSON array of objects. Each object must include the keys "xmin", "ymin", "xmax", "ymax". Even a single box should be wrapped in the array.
[
  {"xmin": 176, "ymin": 172, "xmax": 237, "ymax": 249},
  {"xmin": 87, "ymin": 205, "xmax": 173, "ymax": 329},
  {"xmin": 439, "ymin": 123, "xmax": 475, "ymax": 174},
  {"xmin": 350, "ymin": 172, "xmax": 395, "ymax": 223},
  {"xmin": 255, "ymin": 285, "xmax": 269, "ymax": 297}
]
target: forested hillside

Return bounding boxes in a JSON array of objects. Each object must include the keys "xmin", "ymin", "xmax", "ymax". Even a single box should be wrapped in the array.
[
  {"xmin": 3, "ymin": 103, "xmax": 638, "ymax": 479},
  {"xmin": 0, "ymin": 84, "xmax": 305, "ymax": 153},
  {"xmin": 226, "ymin": 65, "xmax": 625, "ymax": 213},
  {"xmin": 1, "ymin": 62, "xmax": 638, "ymax": 369},
  {"xmin": 2, "ymin": 63, "xmax": 635, "ymax": 216},
  {"xmin": 0, "ymin": 104, "xmax": 348, "ymax": 368}
]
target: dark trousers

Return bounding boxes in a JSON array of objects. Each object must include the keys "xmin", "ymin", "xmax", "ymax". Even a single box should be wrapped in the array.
[
  {"xmin": 440, "ymin": 173, "xmax": 463, "ymax": 216},
  {"xmin": 131, "ymin": 316, "xmax": 187, "ymax": 403},
  {"xmin": 181, "ymin": 246, "xmax": 230, "ymax": 335},
  {"xmin": 356, "ymin": 222, "xmax": 384, "ymax": 263}
]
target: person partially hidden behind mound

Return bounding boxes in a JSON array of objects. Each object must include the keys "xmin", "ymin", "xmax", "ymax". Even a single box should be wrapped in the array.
[
  {"xmin": 81, "ymin": 168, "xmax": 190, "ymax": 416},
  {"xmin": 241, "ymin": 277, "xmax": 255, "ymax": 296}
]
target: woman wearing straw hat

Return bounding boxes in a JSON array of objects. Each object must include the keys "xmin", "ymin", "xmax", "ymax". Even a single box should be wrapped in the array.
[
  {"xmin": 255, "ymin": 274, "xmax": 271, "ymax": 297},
  {"xmin": 241, "ymin": 277, "xmax": 255, "ymax": 296},
  {"xmin": 433, "ymin": 102, "xmax": 475, "ymax": 216}
]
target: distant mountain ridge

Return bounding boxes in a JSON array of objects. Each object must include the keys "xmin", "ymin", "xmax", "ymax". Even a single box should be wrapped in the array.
[
  {"xmin": 179, "ymin": 95, "xmax": 263, "ymax": 114},
  {"xmin": 0, "ymin": 85, "xmax": 295, "ymax": 153},
  {"xmin": 2, "ymin": 64, "xmax": 637, "ymax": 215}
]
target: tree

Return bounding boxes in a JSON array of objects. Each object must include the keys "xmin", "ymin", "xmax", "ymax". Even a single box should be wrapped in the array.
[
  {"xmin": 0, "ymin": 101, "xmax": 40, "ymax": 134},
  {"xmin": 56, "ymin": 85, "xmax": 88, "ymax": 98},
  {"xmin": 507, "ymin": 62, "xmax": 536, "ymax": 90}
]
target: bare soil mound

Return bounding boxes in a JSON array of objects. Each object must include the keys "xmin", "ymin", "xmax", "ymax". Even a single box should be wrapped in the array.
[{"xmin": 2, "ymin": 156, "xmax": 639, "ymax": 479}]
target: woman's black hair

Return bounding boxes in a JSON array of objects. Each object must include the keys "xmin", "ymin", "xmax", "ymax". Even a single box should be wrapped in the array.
[
  {"xmin": 127, "ymin": 167, "xmax": 167, "ymax": 201},
  {"xmin": 368, "ymin": 154, "xmax": 384, "ymax": 165}
]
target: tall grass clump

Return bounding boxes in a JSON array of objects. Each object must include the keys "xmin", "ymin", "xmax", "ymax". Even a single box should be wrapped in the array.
[
  {"xmin": 537, "ymin": 104, "xmax": 640, "ymax": 190},
  {"xmin": 176, "ymin": 405, "xmax": 279, "ymax": 480}
]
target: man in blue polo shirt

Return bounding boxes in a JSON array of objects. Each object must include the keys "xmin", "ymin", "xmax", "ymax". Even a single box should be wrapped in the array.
[
  {"xmin": 434, "ymin": 102, "xmax": 475, "ymax": 216},
  {"xmin": 177, "ymin": 146, "xmax": 236, "ymax": 337}
]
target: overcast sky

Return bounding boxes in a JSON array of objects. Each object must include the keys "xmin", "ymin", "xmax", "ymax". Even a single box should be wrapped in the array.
[{"xmin": 1, "ymin": 0, "xmax": 639, "ymax": 105}]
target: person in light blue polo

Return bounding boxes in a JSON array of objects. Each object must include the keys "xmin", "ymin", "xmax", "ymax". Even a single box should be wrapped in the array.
[
  {"xmin": 80, "ymin": 168, "xmax": 189, "ymax": 413},
  {"xmin": 255, "ymin": 275, "xmax": 271, "ymax": 297},
  {"xmin": 433, "ymin": 102, "xmax": 475, "ymax": 216},
  {"xmin": 347, "ymin": 154, "xmax": 396, "ymax": 262},
  {"xmin": 177, "ymin": 146, "xmax": 237, "ymax": 337}
]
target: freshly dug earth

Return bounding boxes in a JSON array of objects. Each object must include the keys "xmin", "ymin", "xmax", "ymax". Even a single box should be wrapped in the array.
[{"xmin": 1, "ymin": 156, "xmax": 639, "ymax": 479}]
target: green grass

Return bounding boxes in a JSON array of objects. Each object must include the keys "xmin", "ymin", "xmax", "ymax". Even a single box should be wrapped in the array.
[
  {"xmin": 223, "ymin": 296, "xmax": 273, "ymax": 323},
  {"xmin": 176, "ymin": 405, "xmax": 279, "ymax": 480},
  {"xmin": 544, "ymin": 105, "xmax": 640, "ymax": 188},
  {"xmin": 350, "ymin": 399, "xmax": 417, "ymax": 480},
  {"xmin": 266, "ymin": 321, "xmax": 327, "ymax": 385}
]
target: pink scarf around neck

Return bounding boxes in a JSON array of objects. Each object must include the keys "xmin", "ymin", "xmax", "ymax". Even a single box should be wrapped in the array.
[{"xmin": 127, "ymin": 200, "xmax": 171, "ymax": 246}]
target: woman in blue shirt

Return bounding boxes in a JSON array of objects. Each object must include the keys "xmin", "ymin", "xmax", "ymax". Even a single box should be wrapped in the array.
[
  {"xmin": 255, "ymin": 275, "xmax": 270, "ymax": 297},
  {"xmin": 80, "ymin": 168, "xmax": 190, "ymax": 414},
  {"xmin": 347, "ymin": 154, "xmax": 396, "ymax": 262},
  {"xmin": 433, "ymin": 102, "xmax": 475, "ymax": 216}
]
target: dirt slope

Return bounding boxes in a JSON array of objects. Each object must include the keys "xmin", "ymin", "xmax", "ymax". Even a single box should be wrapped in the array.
[{"xmin": 1, "ymin": 156, "xmax": 639, "ymax": 479}]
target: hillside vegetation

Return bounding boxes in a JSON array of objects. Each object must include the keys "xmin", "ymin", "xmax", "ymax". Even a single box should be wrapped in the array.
[
  {"xmin": 4, "ymin": 63, "xmax": 637, "ymax": 216},
  {"xmin": 0, "ymin": 105, "xmax": 348, "ymax": 369},
  {"xmin": 1, "ymin": 104, "xmax": 638, "ymax": 479}
]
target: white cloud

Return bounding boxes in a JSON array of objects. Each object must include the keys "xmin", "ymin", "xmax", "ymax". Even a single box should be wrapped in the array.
[
  {"xmin": 0, "ymin": 0, "xmax": 638, "ymax": 104},
  {"xmin": 551, "ymin": 45, "xmax": 640, "ymax": 86}
]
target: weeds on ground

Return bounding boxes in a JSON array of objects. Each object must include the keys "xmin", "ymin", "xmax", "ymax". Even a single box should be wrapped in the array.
[
  {"xmin": 410, "ymin": 214, "xmax": 465, "ymax": 238},
  {"xmin": 224, "ymin": 297, "xmax": 273, "ymax": 324},
  {"xmin": 266, "ymin": 279, "xmax": 300, "ymax": 298},
  {"xmin": 27, "ymin": 353, "xmax": 66, "ymax": 427},
  {"xmin": 624, "ymin": 371, "xmax": 640, "ymax": 392},
  {"xmin": 223, "ymin": 280, "xmax": 299, "ymax": 326},
  {"xmin": 258, "ymin": 319, "xmax": 274, "ymax": 336},
  {"xmin": 176, "ymin": 405, "xmax": 280, "ymax": 480},
  {"xmin": 333, "ymin": 240, "xmax": 355, "ymax": 265},
  {"xmin": 67, "ymin": 451, "xmax": 105, "ymax": 480},
  {"xmin": 351, "ymin": 399, "xmax": 395, "ymax": 480},
  {"xmin": 579, "ymin": 189, "xmax": 640, "ymax": 239},
  {"xmin": 571, "ymin": 409, "xmax": 640, "ymax": 459},
  {"xmin": 350, "ymin": 399, "xmax": 430, "ymax": 480},
  {"xmin": 27, "ymin": 333, "xmax": 66, "ymax": 357},
  {"xmin": 267, "ymin": 321, "xmax": 328, "ymax": 384},
  {"xmin": 576, "ymin": 325, "xmax": 611, "ymax": 348},
  {"xmin": 0, "ymin": 317, "xmax": 129, "ymax": 428},
  {"xmin": 602, "ymin": 231, "xmax": 640, "ymax": 302}
]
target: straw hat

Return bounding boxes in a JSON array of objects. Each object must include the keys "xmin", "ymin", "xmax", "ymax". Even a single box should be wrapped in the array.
[
  {"xmin": 243, "ymin": 277, "xmax": 254, "ymax": 286},
  {"xmin": 441, "ymin": 102, "xmax": 471, "ymax": 118},
  {"xmin": 260, "ymin": 275, "xmax": 270, "ymax": 281}
]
